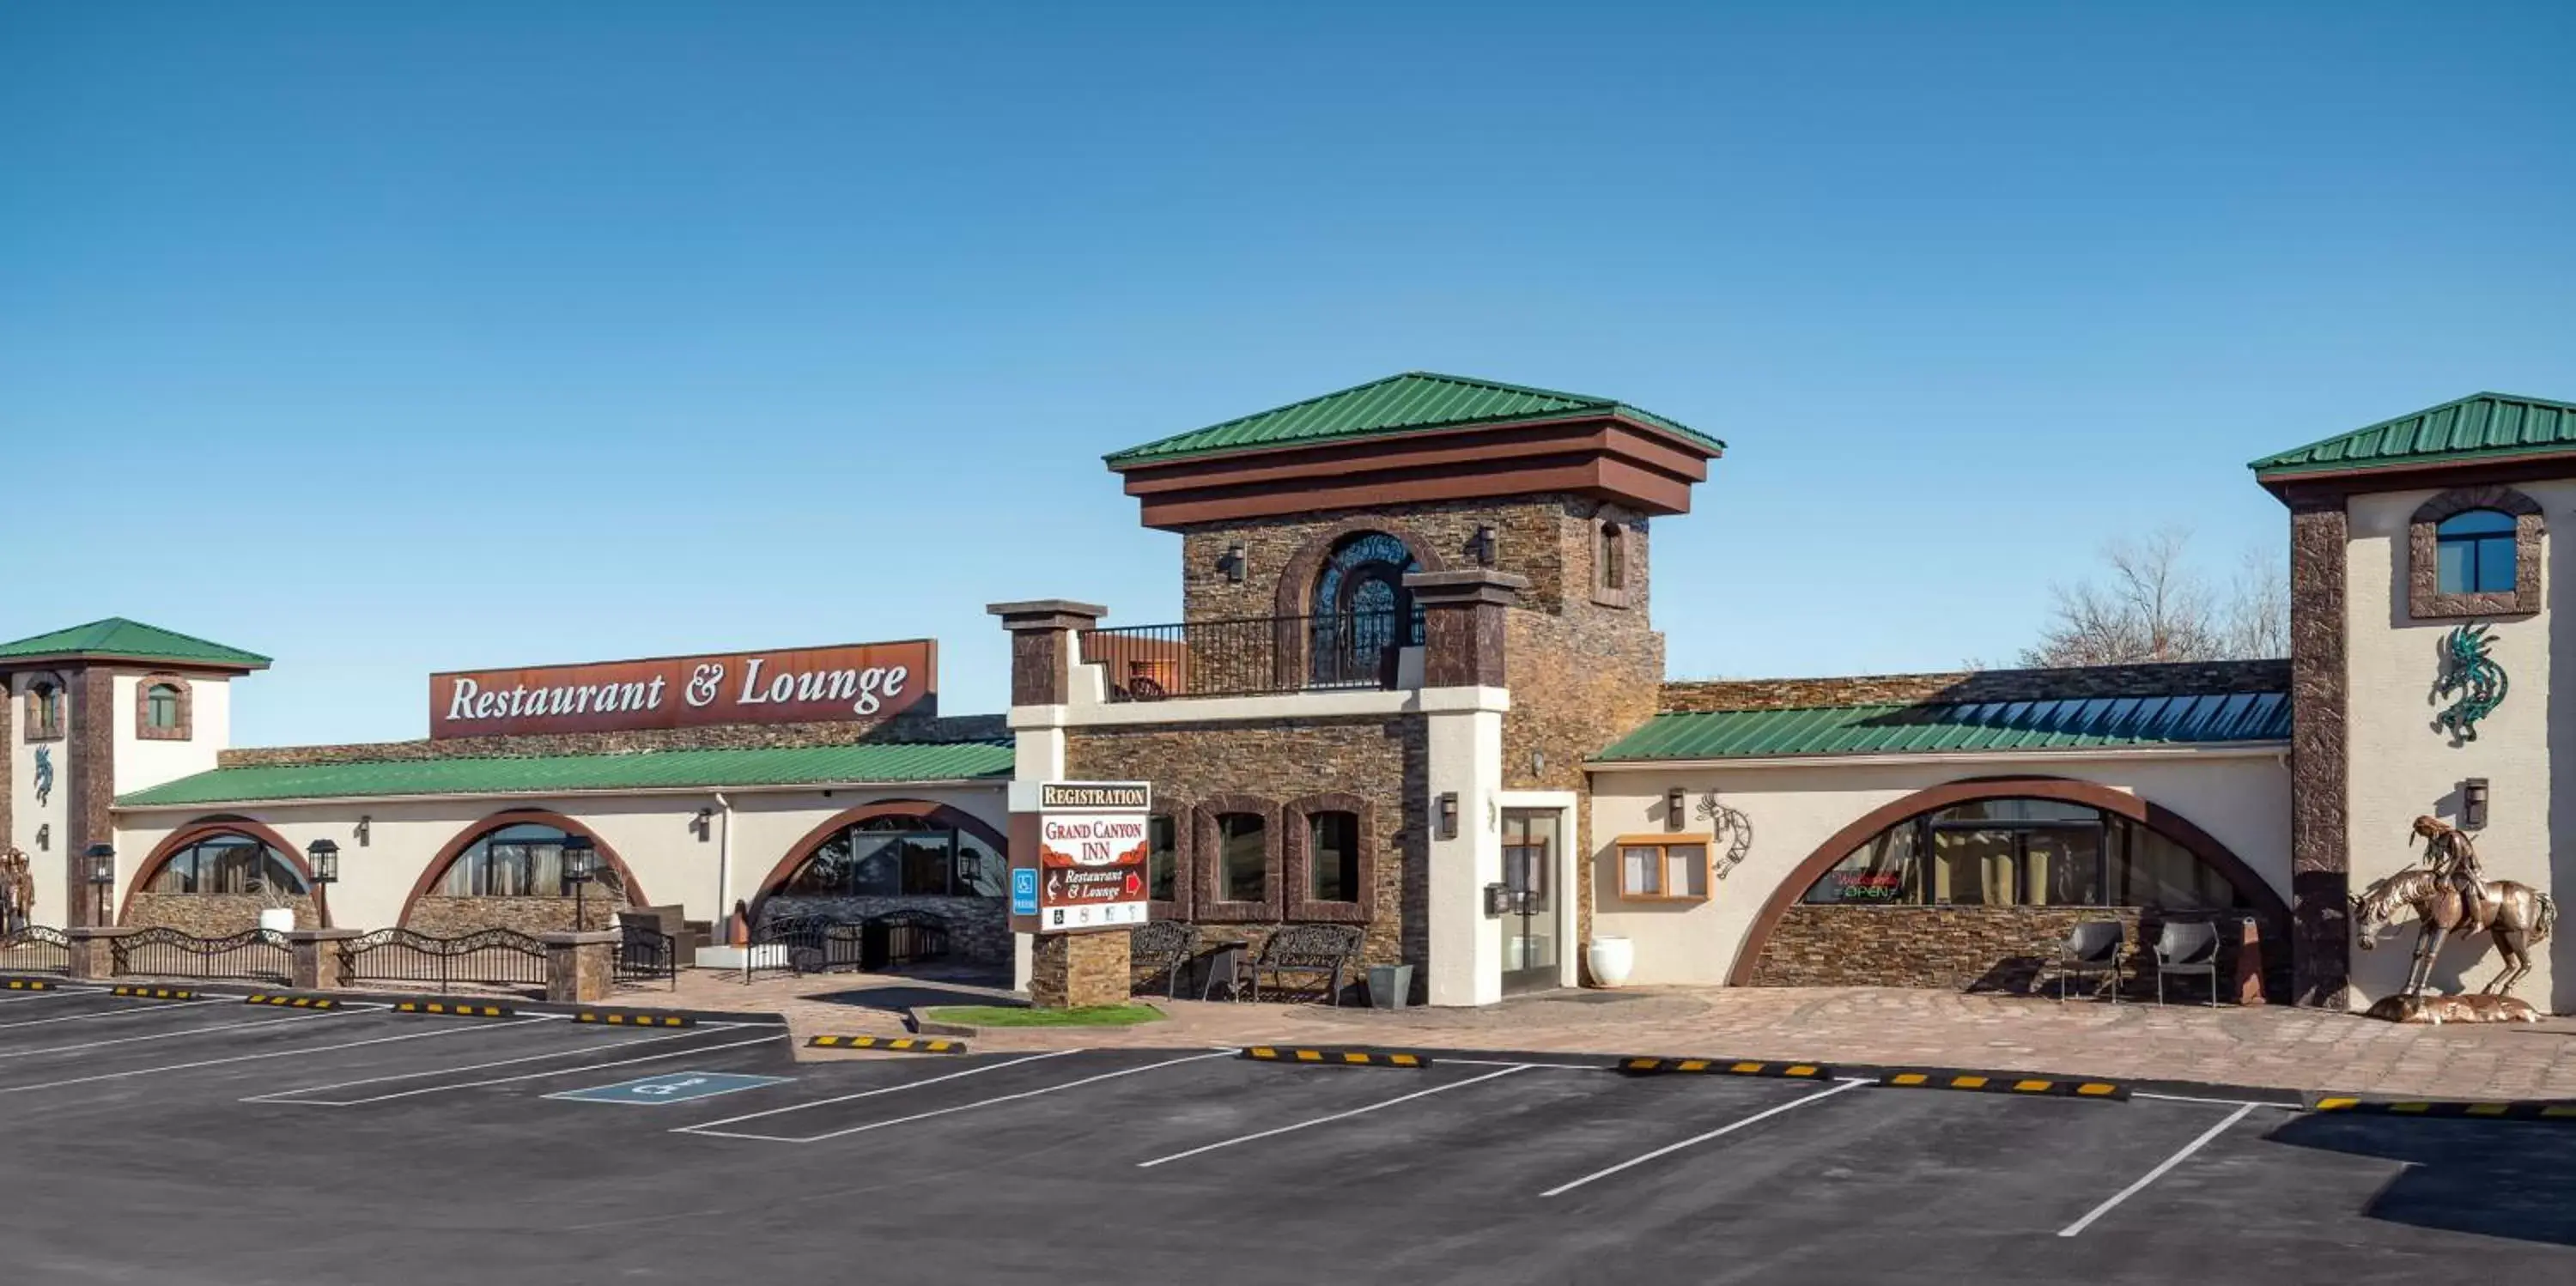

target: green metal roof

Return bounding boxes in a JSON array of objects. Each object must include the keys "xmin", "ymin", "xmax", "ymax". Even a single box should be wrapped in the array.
[
  {"xmin": 116, "ymin": 741, "xmax": 1015, "ymax": 808},
  {"xmin": 1594, "ymin": 693, "xmax": 2291, "ymax": 762},
  {"xmin": 1104, "ymin": 372, "xmax": 1723, "ymax": 466},
  {"xmin": 2250, "ymin": 392, "xmax": 2576, "ymax": 479},
  {"xmin": 0, "ymin": 617, "xmax": 270, "ymax": 670}
]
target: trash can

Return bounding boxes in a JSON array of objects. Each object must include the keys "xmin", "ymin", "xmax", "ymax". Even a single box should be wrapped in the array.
[{"xmin": 1368, "ymin": 963, "xmax": 1414, "ymax": 1010}]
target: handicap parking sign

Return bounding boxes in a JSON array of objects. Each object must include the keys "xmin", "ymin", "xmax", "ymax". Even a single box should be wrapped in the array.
[
  {"xmin": 1012, "ymin": 866, "xmax": 1039, "ymax": 915},
  {"xmin": 546, "ymin": 1071, "xmax": 793, "ymax": 1106}
]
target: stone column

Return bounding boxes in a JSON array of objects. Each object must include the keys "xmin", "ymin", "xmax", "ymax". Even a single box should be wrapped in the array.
[
  {"xmin": 1030, "ymin": 931, "xmax": 1130, "ymax": 1010},
  {"xmin": 65, "ymin": 926, "xmax": 135, "ymax": 981},
  {"xmin": 987, "ymin": 599, "xmax": 1108, "ymax": 708},
  {"xmin": 539, "ymin": 931, "xmax": 619, "ymax": 1004},
  {"xmin": 287, "ymin": 928, "xmax": 365, "ymax": 992},
  {"xmin": 988, "ymin": 599, "xmax": 1108, "ymax": 998},
  {"xmin": 2286, "ymin": 492, "xmax": 2350, "ymax": 1008},
  {"xmin": 1405, "ymin": 569, "xmax": 1526, "ymax": 689}
]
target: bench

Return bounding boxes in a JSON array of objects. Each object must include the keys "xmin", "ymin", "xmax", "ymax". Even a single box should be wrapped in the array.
[
  {"xmin": 1129, "ymin": 920, "xmax": 1200, "ymax": 999},
  {"xmin": 1248, "ymin": 924, "xmax": 1364, "ymax": 1005}
]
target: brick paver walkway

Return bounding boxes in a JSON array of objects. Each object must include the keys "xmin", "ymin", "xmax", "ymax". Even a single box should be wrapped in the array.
[{"xmin": 657, "ymin": 969, "xmax": 2576, "ymax": 1101}]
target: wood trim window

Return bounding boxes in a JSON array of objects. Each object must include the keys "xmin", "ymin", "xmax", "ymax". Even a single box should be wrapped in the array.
[
  {"xmin": 2409, "ymin": 485, "xmax": 2543, "ymax": 619},
  {"xmin": 1615, "ymin": 834, "xmax": 1710, "ymax": 902},
  {"xmin": 1284, "ymin": 792, "xmax": 1376, "ymax": 924},
  {"xmin": 136, "ymin": 674, "xmax": 192, "ymax": 742},
  {"xmin": 1192, "ymin": 795, "xmax": 1281, "ymax": 923},
  {"xmin": 1145, "ymin": 810, "xmax": 1191, "ymax": 921},
  {"xmin": 22, "ymin": 675, "xmax": 64, "ymax": 743}
]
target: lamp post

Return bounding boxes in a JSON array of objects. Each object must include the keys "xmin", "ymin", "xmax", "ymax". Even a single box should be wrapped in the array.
[
  {"xmin": 309, "ymin": 839, "xmax": 340, "ymax": 888},
  {"xmin": 561, "ymin": 835, "xmax": 597, "ymax": 930},
  {"xmin": 84, "ymin": 843, "xmax": 115, "ymax": 927}
]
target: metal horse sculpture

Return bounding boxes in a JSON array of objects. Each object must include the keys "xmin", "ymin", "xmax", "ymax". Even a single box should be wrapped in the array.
[
  {"xmin": 2431, "ymin": 622, "xmax": 2507, "ymax": 742},
  {"xmin": 2352, "ymin": 846, "xmax": 2556, "ymax": 999}
]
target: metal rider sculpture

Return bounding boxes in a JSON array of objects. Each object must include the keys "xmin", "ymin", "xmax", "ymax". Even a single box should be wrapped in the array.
[
  {"xmin": 0, "ymin": 848, "xmax": 31, "ymax": 933},
  {"xmin": 2350, "ymin": 816, "xmax": 2557, "ymax": 998},
  {"xmin": 2431, "ymin": 622, "xmax": 2506, "ymax": 742}
]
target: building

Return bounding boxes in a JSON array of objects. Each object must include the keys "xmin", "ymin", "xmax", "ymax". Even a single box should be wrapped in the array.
[{"xmin": 5, "ymin": 379, "xmax": 2570, "ymax": 1013}]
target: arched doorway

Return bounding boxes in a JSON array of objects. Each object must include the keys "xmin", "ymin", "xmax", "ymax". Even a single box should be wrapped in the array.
[{"xmin": 1307, "ymin": 531, "xmax": 1424, "ymax": 687}]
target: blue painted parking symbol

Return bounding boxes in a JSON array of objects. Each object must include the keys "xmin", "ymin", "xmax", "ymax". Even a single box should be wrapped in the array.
[
  {"xmin": 1012, "ymin": 866, "xmax": 1039, "ymax": 915},
  {"xmin": 547, "ymin": 1071, "xmax": 793, "ymax": 1106}
]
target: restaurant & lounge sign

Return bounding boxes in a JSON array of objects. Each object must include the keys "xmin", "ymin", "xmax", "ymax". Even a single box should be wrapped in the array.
[{"xmin": 430, "ymin": 640, "xmax": 936, "ymax": 738}]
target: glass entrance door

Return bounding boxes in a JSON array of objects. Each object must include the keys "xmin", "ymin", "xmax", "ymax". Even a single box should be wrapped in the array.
[{"xmin": 1500, "ymin": 810, "xmax": 1561, "ymax": 994}]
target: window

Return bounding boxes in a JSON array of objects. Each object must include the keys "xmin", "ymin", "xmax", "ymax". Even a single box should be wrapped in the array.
[
  {"xmin": 1147, "ymin": 815, "xmax": 1179, "ymax": 902},
  {"xmin": 1306, "ymin": 810, "xmax": 1359, "ymax": 902},
  {"xmin": 1615, "ymin": 835, "xmax": 1710, "ymax": 901},
  {"xmin": 145, "ymin": 684, "xmax": 182, "ymax": 729},
  {"xmin": 1217, "ymin": 812, "xmax": 1267, "ymax": 902},
  {"xmin": 147, "ymin": 833, "xmax": 307, "ymax": 896},
  {"xmin": 2435, "ymin": 509, "xmax": 2517, "ymax": 594},
  {"xmin": 439, "ymin": 822, "xmax": 578, "ymax": 897},
  {"xmin": 775, "ymin": 815, "xmax": 1005, "ymax": 900},
  {"xmin": 26, "ymin": 680, "xmax": 62, "ymax": 741},
  {"xmin": 1600, "ymin": 523, "xmax": 1627, "ymax": 591},
  {"xmin": 1799, "ymin": 798, "xmax": 2246, "ymax": 910}
]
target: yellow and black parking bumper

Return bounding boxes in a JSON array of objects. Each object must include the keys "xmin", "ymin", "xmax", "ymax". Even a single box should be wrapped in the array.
[
  {"xmin": 246, "ymin": 993, "xmax": 339, "ymax": 1009},
  {"xmin": 111, "ymin": 985, "xmax": 197, "ymax": 1001},
  {"xmin": 1617, "ymin": 1057, "xmax": 1834, "ymax": 1080},
  {"xmin": 393, "ymin": 1000, "xmax": 515, "ymax": 1019},
  {"xmin": 1880, "ymin": 1070, "xmax": 2129, "ymax": 1100},
  {"xmin": 3, "ymin": 978, "xmax": 57, "ymax": 992},
  {"xmin": 574, "ymin": 1010, "xmax": 692, "ymax": 1028},
  {"xmin": 807, "ymin": 1034, "xmax": 965, "ymax": 1053},
  {"xmin": 1241, "ymin": 1046, "xmax": 1434, "ymax": 1069},
  {"xmin": 2313, "ymin": 1095, "xmax": 2576, "ymax": 1121}
]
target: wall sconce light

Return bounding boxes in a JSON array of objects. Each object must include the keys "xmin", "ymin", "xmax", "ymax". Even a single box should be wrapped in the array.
[
  {"xmin": 1217, "ymin": 543, "xmax": 1248, "ymax": 585},
  {"xmin": 694, "ymin": 807, "xmax": 715, "ymax": 841},
  {"xmin": 1436, "ymin": 792, "xmax": 1460, "ymax": 840},
  {"xmin": 1666, "ymin": 786, "xmax": 1687, "ymax": 832},
  {"xmin": 2462, "ymin": 778, "xmax": 2491, "ymax": 830},
  {"xmin": 355, "ymin": 816, "xmax": 371, "ymax": 847},
  {"xmin": 308, "ymin": 838, "xmax": 341, "ymax": 885},
  {"xmin": 34, "ymin": 823, "xmax": 48, "ymax": 852},
  {"xmin": 1468, "ymin": 525, "xmax": 1498, "ymax": 567}
]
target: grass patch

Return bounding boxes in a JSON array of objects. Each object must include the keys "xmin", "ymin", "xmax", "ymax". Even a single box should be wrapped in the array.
[{"xmin": 920, "ymin": 1004, "xmax": 1165, "ymax": 1028}]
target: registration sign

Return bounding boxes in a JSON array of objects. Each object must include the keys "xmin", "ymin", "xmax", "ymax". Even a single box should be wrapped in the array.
[{"xmin": 1036, "ymin": 780, "xmax": 1151, "ymax": 934}]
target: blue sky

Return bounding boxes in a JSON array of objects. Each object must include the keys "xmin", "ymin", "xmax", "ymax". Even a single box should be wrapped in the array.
[{"xmin": 6, "ymin": 2, "xmax": 2573, "ymax": 747}]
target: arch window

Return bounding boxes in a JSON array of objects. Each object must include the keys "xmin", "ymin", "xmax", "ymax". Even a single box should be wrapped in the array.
[
  {"xmin": 25, "ymin": 679, "xmax": 62, "ymax": 742},
  {"xmin": 1308, "ymin": 531, "xmax": 1425, "ymax": 686},
  {"xmin": 438, "ymin": 822, "xmax": 580, "ymax": 897},
  {"xmin": 1799, "ymin": 797, "xmax": 2245, "ymax": 910},
  {"xmin": 2435, "ymin": 509, "xmax": 2518, "ymax": 594},
  {"xmin": 778, "ymin": 815, "xmax": 1005, "ymax": 899},
  {"xmin": 137, "ymin": 677, "xmax": 190, "ymax": 740},
  {"xmin": 148, "ymin": 832, "xmax": 307, "ymax": 896},
  {"xmin": 145, "ymin": 684, "xmax": 182, "ymax": 728}
]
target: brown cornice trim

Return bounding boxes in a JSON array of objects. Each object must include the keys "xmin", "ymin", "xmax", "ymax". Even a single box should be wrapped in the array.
[
  {"xmin": 125, "ymin": 816, "xmax": 334, "ymax": 928},
  {"xmin": 1723, "ymin": 776, "xmax": 2291, "ymax": 988},
  {"xmin": 1109, "ymin": 411, "xmax": 1720, "ymax": 476},
  {"xmin": 1136, "ymin": 458, "xmax": 1698, "ymax": 528},
  {"xmin": 2257, "ymin": 449, "xmax": 2576, "ymax": 501},
  {"xmin": 0, "ymin": 653, "xmax": 264, "ymax": 676},
  {"xmin": 398, "ymin": 808, "xmax": 648, "ymax": 926},
  {"xmin": 1118, "ymin": 421, "xmax": 1710, "ymax": 497}
]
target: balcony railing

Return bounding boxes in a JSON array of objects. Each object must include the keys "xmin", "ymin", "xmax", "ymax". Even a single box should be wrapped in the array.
[{"xmin": 1082, "ymin": 610, "xmax": 1425, "ymax": 703}]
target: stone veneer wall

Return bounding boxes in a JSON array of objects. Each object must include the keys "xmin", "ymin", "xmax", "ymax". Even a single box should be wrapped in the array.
[
  {"xmin": 1661, "ymin": 659, "xmax": 2293, "ymax": 714},
  {"xmin": 217, "ymin": 712, "xmax": 1010, "ymax": 769},
  {"xmin": 125, "ymin": 893, "xmax": 321, "ymax": 936},
  {"xmin": 1749, "ymin": 905, "xmax": 2291, "ymax": 996},
  {"xmin": 406, "ymin": 895, "xmax": 624, "ymax": 936},
  {"xmin": 1064, "ymin": 717, "xmax": 1425, "ymax": 999},
  {"xmin": 1178, "ymin": 496, "xmax": 1589, "ymax": 622},
  {"xmin": 759, "ymin": 894, "xmax": 1011, "ymax": 963}
]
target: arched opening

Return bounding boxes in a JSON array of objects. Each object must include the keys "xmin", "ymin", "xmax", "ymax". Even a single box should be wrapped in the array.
[
  {"xmin": 402, "ymin": 810, "xmax": 643, "ymax": 935},
  {"xmin": 1307, "ymin": 530, "xmax": 1425, "ymax": 687},
  {"xmin": 125, "ymin": 819, "xmax": 331, "ymax": 932},
  {"xmin": 752, "ymin": 801, "xmax": 1012, "ymax": 963},
  {"xmin": 1728, "ymin": 778, "xmax": 2288, "ymax": 991}
]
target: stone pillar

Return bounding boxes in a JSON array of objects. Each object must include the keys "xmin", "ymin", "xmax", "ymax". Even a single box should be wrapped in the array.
[
  {"xmin": 287, "ymin": 929, "xmax": 365, "ymax": 992},
  {"xmin": 989, "ymin": 599, "xmax": 1107, "ymax": 1000},
  {"xmin": 65, "ymin": 926, "xmax": 135, "ymax": 981},
  {"xmin": 1030, "ymin": 931, "xmax": 1130, "ymax": 1009},
  {"xmin": 1405, "ymin": 570, "xmax": 1526, "ymax": 689},
  {"xmin": 987, "ymin": 599, "xmax": 1108, "ymax": 708},
  {"xmin": 539, "ymin": 931, "xmax": 618, "ymax": 1004},
  {"xmin": 2285, "ymin": 493, "xmax": 2350, "ymax": 1008}
]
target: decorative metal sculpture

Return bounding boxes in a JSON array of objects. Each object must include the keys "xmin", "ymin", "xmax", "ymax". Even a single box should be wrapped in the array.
[
  {"xmin": 1695, "ymin": 791, "xmax": 1754, "ymax": 880},
  {"xmin": 31, "ymin": 747, "xmax": 52, "ymax": 807},
  {"xmin": 2431, "ymin": 622, "xmax": 2506, "ymax": 742},
  {"xmin": 2350, "ymin": 816, "xmax": 2557, "ymax": 999},
  {"xmin": 0, "ymin": 848, "xmax": 32, "ymax": 932}
]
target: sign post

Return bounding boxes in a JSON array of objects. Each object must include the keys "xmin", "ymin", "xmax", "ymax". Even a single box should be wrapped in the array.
[{"xmin": 1024, "ymin": 781, "xmax": 1151, "ymax": 1009}]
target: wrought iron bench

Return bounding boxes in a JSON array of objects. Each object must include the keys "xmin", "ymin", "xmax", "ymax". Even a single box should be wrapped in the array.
[
  {"xmin": 1247, "ymin": 923, "xmax": 1364, "ymax": 1005},
  {"xmin": 1128, "ymin": 920, "xmax": 1200, "ymax": 999}
]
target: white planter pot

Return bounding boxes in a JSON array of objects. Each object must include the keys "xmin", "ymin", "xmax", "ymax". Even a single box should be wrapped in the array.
[
  {"xmin": 258, "ymin": 907, "xmax": 297, "ymax": 934},
  {"xmin": 1586, "ymin": 935, "xmax": 1635, "ymax": 988}
]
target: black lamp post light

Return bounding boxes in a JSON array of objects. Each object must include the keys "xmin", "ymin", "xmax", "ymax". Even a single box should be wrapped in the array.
[
  {"xmin": 84, "ymin": 843, "xmax": 115, "ymax": 926},
  {"xmin": 308, "ymin": 838, "xmax": 341, "ymax": 886},
  {"xmin": 561, "ymin": 834, "xmax": 598, "ymax": 928}
]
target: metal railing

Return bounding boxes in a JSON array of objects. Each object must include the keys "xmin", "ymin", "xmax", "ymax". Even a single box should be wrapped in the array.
[
  {"xmin": 337, "ymin": 927, "xmax": 550, "ymax": 992},
  {"xmin": 615, "ymin": 924, "xmax": 678, "ymax": 989},
  {"xmin": 0, "ymin": 925, "xmax": 70, "ymax": 975},
  {"xmin": 113, "ymin": 926, "xmax": 292, "ymax": 983},
  {"xmin": 1081, "ymin": 610, "xmax": 1423, "ymax": 703}
]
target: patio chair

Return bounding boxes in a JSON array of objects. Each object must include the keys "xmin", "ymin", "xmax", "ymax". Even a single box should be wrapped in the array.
[
  {"xmin": 2152, "ymin": 920, "xmax": 2222, "ymax": 1007},
  {"xmin": 1128, "ymin": 920, "xmax": 1200, "ymax": 999},
  {"xmin": 2056, "ymin": 920, "xmax": 2126, "ymax": 1004}
]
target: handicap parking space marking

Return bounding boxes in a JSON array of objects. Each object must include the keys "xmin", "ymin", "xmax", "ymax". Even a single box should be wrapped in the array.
[
  {"xmin": 0, "ymin": 1012, "xmax": 548, "ymax": 1099},
  {"xmin": 677, "ymin": 1049, "xmax": 1238, "ymax": 1144},
  {"xmin": 1541, "ymin": 1077, "xmax": 1873, "ymax": 1198},
  {"xmin": 257, "ymin": 1031, "xmax": 789, "ymax": 1107},
  {"xmin": 2056, "ymin": 1102, "xmax": 2275, "ymax": 1238},
  {"xmin": 1137, "ymin": 1065, "xmax": 1529, "ymax": 1169},
  {"xmin": 548, "ymin": 1071, "xmax": 795, "ymax": 1106}
]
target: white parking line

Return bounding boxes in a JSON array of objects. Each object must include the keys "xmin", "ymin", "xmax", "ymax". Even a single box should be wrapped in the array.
[
  {"xmin": 2057, "ymin": 1103, "xmax": 2260, "ymax": 1238},
  {"xmin": 243, "ymin": 1027, "xmax": 712, "ymax": 1103},
  {"xmin": 675, "ymin": 1050, "xmax": 1081, "ymax": 1137},
  {"xmin": 1541, "ymin": 1077, "xmax": 1871, "ymax": 1198},
  {"xmin": 1138, "ymin": 1065, "xmax": 1527, "ymax": 1168},
  {"xmin": 269, "ymin": 1032, "xmax": 788, "ymax": 1107},
  {"xmin": 0, "ymin": 1009, "xmax": 349, "ymax": 1060},
  {"xmin": 0, "ymin": 1015, "xmax": 546, "ymax": 1097},
  {"xmin": 682, "ymin": 1050, "xmax": 1235, "ymax": 1143},
  {"xmin": 0, "ymin": 988, "xmax": 106, "ymax": 1007},
  {"xmin": 0, "ymin": 997, "xmax": 228, "ymax": 1031}
]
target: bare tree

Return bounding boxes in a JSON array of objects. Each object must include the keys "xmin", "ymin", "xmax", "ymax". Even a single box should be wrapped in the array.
[{"xmin": 2019, "ymin": 529, "xmax": 2287, "ymax": 667}]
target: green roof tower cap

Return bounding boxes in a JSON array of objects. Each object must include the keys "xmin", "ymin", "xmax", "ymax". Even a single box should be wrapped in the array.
[
  {"xmin": 1104, "ymin": 371, "xmax": 1722, "ymax": 467},
  {"xmin": 0, "ymin": 618, "xmax": 270, "ymax": 672},
  {"xmin": 2250, "ymin": 392, "xmax": 2576, "ymax": 488}
]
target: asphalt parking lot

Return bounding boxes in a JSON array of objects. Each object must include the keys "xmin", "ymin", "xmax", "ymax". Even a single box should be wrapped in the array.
[{"xmin": 0, "ymin": 983, "xmax": 2569, "ymax": 1284}]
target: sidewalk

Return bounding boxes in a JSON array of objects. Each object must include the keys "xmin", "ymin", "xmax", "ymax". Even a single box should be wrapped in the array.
[{"xmin": 656, "ymin": 968, "xmax": 2576, "ymax": 1101}]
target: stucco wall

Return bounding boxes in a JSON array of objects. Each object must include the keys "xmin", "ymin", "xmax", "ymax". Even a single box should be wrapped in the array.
[
  {"xmin": 2342, "ymin": 482, "xmax": 2574, "ymax": 1011},
  {"xmin": 1584, "ymin": 753, "xmax": 2292, "ymax": 987},
  {"xmin": 112, "ymin": 671, "xmax": 228, "ymax": 796}
]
